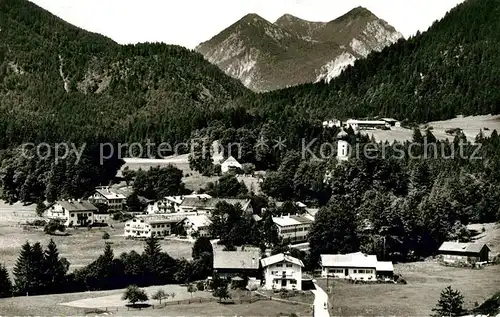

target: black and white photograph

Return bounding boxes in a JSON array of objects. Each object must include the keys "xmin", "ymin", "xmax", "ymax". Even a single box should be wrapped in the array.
[{"xmin": 0, "ymin": 0, "xmax": 499, "ymax": 316}]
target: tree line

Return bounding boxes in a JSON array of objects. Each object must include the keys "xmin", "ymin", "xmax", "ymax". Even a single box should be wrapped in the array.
[{"xmin": 0, "ymin": 236, "xmax": 214, "ymax": 298}]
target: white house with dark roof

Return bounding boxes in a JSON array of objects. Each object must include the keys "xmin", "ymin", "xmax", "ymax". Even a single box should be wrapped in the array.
[
  {"xmin": 221, "ymin": 156, "xmax": 242, "ymax": 173},
  {"xmin": 320, "ymin": 252, "xmax": 394, "ymax": 281},
  {"xmin": 261, "ymin": 253, "xmax": 304, "ymax": 291},
  {"xmin": 213, "ymin": 249, "xmax": 261, "ymax": 279},
  {"xmin": 47, "ymin": 200, "xmax": 98, "ymax": 227},
  {"xmin": 88, "ymin": 186, "xmax": 127, "ymax": 212},
  {"xmin": 272, "ymin": 215, "xmax": 313, "ymax": 243},
  {"xmin": 438, "ymin": 241, "xmax": 490, "ymax": 264}
]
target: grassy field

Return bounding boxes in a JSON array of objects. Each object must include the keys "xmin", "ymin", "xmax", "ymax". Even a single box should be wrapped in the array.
[
  {"xmin": 119, "ymin": 155, "xmax": 262, "ymax": 193},
  {"xmin": 0, "ymin": 286, "xmax": 312, "ymax": 316},
  {"xmin": 369, "ymin": 114, "xmax": 500, "ymax": 143},
  {"xmin": 318, "ymin": 261, "xmax": 500, "ymax": 316},
  {"xmin": 0, "ymin": 201, "xmax": 193, "ymax": 274}
]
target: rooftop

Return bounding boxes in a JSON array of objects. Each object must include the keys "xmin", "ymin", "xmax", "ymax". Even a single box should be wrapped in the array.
[
  {"xmin": 57, "ymin": 200, "xmax": 98, "ymax": 212},
  {"xmin": 95, "ymin": 187, "xmax": 127, "ymax": 200},
  {"xmin": 272, "ymin": 214, "xmax": 313, "ymax": 227},
  {"xmin": 260, "ymin": 253, "xmax": 304, "ymax": 268},
  {"xmin": 320, "ymin": 252, "xmax": 378, "ymax": 268},
  {"xmin": 438, "ymin": 241, "xmax": 490, "ymax": 254}
]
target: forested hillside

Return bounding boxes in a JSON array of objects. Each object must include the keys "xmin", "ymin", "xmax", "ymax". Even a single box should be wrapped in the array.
[
  {"xmin": 0, "ymin": 0, "xmax": 249, "ymax": 148},
  {"xmin": 255, "ymin": 0, "xmax": 500, "ymax": 124}
]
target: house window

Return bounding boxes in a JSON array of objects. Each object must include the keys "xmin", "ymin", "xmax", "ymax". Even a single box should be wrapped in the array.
[
  {"xmin": 71, "ymin": 214, "xmax": 75, "ymax": 217},
  {"xmin": 353, "ymin": 270, "xmax": 357, "ymax": 273},
  {"xmin": 276, "ymin": 264, "xmax": 283, "ymax": 267},
  {"xmin": 286, "ymin": 264, "xmax": 293, "ymax": 268}
]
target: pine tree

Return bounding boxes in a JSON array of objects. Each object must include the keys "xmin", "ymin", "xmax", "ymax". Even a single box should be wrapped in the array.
[
  {"xmin": 13, "ymin": 241, "xmax": 33, "ymax": 295},
  {"xmin": 30, "ymin": 242, "xmax": 46, "ymax": 295},
  {"xmin": 43, "ymin": 239, "xmax": 67, "ymax": 294},
  {"xmin": 431, "ymin": 286, "xmax": 465, "ymax": 317},
  {"xmin": 0, "ymin": 264, "xmax": 12, "ymax": 298}
]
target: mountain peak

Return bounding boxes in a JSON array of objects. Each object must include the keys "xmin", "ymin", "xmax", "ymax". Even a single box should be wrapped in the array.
[
  {"xmin": 337, "ymin": 6, "xmax": 377, "ymax": 21},
  {"xmin": 238, "ymin": 13, "xmax": 269, "ymax": 24}
]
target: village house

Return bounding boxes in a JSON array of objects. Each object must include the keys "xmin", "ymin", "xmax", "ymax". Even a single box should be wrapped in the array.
[
  {"xmin": 220, "ymin": 156, "xmax": 242, "ymax": 173},
  {"xmin": 124, "ymin": 214, "xmax": 186, "ymax": 238},
  {"xmin": 261, "ymin": 253, "xmax": 303, "ymax": 291},
  {"xmin": 88, "ymin": 186, "xmax": 127, "ymax": 212},
  {"xmin": 179, "ymin": 197, "xmax": 253, "ymax": 214},
  {"xmin": 182, "ymin": 214, "xmax": 212, "ymax": 238},
  {"xmin": 320, "ymin": 252, "xmax": 394, "ymax": 281},
  {"xmin": 272, "ymin": 215, "xmax": 314, "ymax": 243},
  {"xmin": 46, "ymin": 200, "xmax": 97, "ymax": 227},
  {"xmin": 93, "ymin": 212, "xmax": 111, "ymax": 224},
  {"xmin": 147, "ymin": 194, "xmax": 212, "ymax": 214},
  {"xmin": 438, "ymin": 241, "xmax": 490, "ymax": 264},
  {"xmin": 213, "ymin": 249, "xmax": 261, "ymax": 279}
]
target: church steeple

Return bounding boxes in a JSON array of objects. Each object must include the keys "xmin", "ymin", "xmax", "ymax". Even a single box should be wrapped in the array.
[{"xmin": 336, "ymin": 128, "xmax": 349, "ymax": 162}]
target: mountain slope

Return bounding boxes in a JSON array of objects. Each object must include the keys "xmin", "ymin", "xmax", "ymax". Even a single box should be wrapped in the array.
[
  {"xmin": 0, "ymin": 0, "xmax": 249, "ymax": 148},
  {"xmin": 254, "ymin": 0, "xmax": 500, "ymax": 124},
  {"xmin": 196, "ymin": 8, "xmax": 402, "ymax": 91}
]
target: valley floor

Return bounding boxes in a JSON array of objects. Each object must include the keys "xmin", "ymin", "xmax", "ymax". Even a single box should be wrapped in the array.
[{"xmin": 318, "ymin": 262, "xmax": 500, "ymax": 316}]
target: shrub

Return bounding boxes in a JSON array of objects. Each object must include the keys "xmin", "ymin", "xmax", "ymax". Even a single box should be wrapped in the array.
[
  {"xmin": 196, "ymin": 280, "xmax": 205, "ymax": 291},
  {"xmin": 102, "ymin": 232, "xmax": 110, "ymax": 240}
]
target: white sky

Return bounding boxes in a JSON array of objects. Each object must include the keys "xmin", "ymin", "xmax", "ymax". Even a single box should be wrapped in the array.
[{"xmin": 30, "ymin": 0, "xmax": 465, "ymax": 49}]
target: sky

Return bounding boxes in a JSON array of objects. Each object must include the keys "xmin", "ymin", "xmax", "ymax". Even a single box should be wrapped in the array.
[{"xmin": 30, "ymin": 0, "xmax": 465, "ymax": 49}]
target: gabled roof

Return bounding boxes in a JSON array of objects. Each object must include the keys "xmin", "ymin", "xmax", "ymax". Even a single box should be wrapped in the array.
[
  {"xmin": 95, "ymin": 187, "xmax": 126, "ymax": 200},
  {"xmin": 213, "ymin": 250, "xmax": 260, "ymax": 270},
  {"xmin": 57, "ymin": 200, "xmax": 98, "ymax": 212},
  {"xmin": 438, "ymin": 241, "xmax": 490, "ymax": 254},
  {"xmin": 221, "ymin": 156, "xmax": 242, "ymax": 167},
  {"xmin": 376, "ymin": 261, "xmax": 394, "ymax": 272},
  {"xmin": 260, "ymin": 253, "xmax": 304, "ymax": 268},
  {"xmin": 185, "ymin": 215, "xmax": 212, "ymax": 228},
  {"xmin": 320, "ymin": 252, "xmax": 378, "ymax": 268}
]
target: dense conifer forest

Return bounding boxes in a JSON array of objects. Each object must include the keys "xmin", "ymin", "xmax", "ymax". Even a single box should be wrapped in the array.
[{"xmin": 2, "ymin": 0, "xmax": 500, "ymax": 202}]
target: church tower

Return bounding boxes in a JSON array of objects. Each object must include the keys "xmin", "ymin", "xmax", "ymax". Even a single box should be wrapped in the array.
[{"xmin": 336, "ymin": 128, "xmax": 349, "ymax": 162}]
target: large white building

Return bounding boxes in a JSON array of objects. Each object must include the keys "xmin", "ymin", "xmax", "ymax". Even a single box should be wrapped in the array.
[
  {"xmin": 46, "ymin": 200, "xmax": 97, "ymax": 227},
  {"xmin": 124, "ymin": 214, "xmax": 186, "ymax": 238},
  {"xmin": 88, "ymin": 186, "xmax": 127, "ymax": 212},
  {"xmin": 320, "ymin": 252, "xmax": 394, "ymax": 281},
  {"xmin": 261, "ymin": 253, "xmax": 303, "ymax": 291},
  {"xmin": 272, "ymin": 215, "xmax": 313, "ymax": 243}
]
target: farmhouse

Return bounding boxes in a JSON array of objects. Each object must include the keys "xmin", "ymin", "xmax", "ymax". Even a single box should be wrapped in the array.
[
  {"xmin": 261, "ymin": 253, "xmax": 304, "ymax": 291},
  {"xmin": 213, "ymin": 249, "xmax": 261, "ymax": 279},
  {"xmin": 320, "ymin": 252, "xmax": 394, "ymax": 281},
  {"xmin": 272, "ymin": 215, "xmax": 313, "ymax": 243},
  {"xmin": 88, "ymin": 186, "xmax": 126, "ymax": 212},
  {"xmin": 179, "ymin": 197, "xmax": 253, "ymax": 214},
  {"xmin": 46, "ymin": 200, "xmax": 97, "ymax": 227},
  {"xmin": 221, "ymin": 156, "xmax": 242, "ymax": 173},
  {"xmin": 124, "ymin": 214, "xmax": 186, "ymax": 238},
  {"xmin": 438, "ymin": 241, "xmax": 490, "ymax": 264},
  {"xmin": 182, "ymin": 214, "xmax": 212, "ymax": 238}
]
